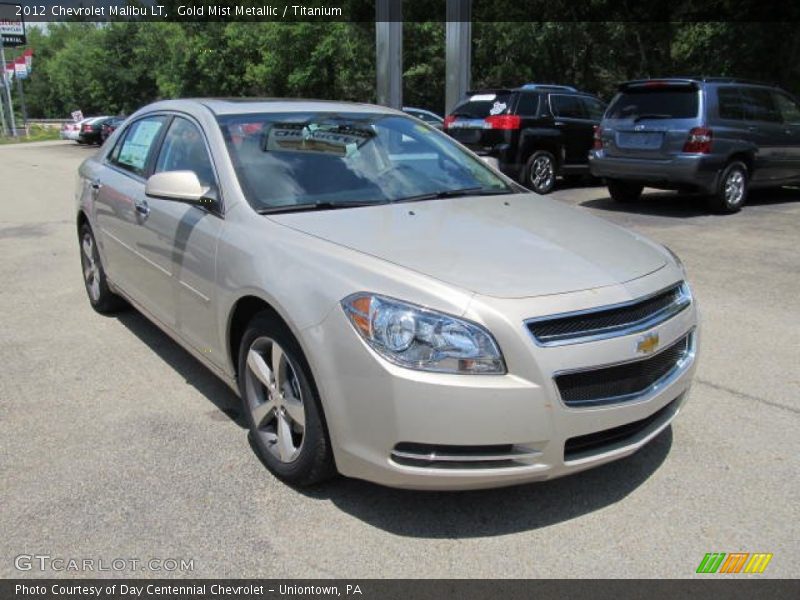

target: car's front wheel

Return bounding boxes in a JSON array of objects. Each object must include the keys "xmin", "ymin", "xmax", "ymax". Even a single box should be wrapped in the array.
[
  {"xmin": 607, "ymin": 180, "xmax": 644, "ymax": 203},
  {"xmin": 708, "ymin": 161, "xmax": 748, "ymax": 214},
  {"xmin": 238, "ymin": 313, "xmax": 335, "ymax": 486},
  {"xmin": 79, "ymin": 223, "xmax": 126, "ymax": 313},
  {"xmin": 523, "ymin": 151, "xmax": 557, "ymax": 194}
]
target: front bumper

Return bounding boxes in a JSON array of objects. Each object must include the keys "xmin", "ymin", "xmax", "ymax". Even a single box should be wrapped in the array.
[
  {"xmin": 301, "ymin": 270, "xmax": 699, "ymax": 490},
  {"xmin": 589, "ymin": 150, "xmax": 723, "ymax": 193}
]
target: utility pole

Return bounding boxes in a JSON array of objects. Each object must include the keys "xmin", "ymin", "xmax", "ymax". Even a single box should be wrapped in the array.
[
  {"xmin": 0, "ymin": 71, "xmax": 8, "ymax": 137},
  {"xmin": 375, "ymin": 0, "xmax": 402, "ymax": 109},
  {"xmin": 16, "ymin": 68, "xmax": 27, "ymax": 131},
  {"xmin": 0, "ymin": 40, "xmax": 16, "ymax": 136},
  {"xmin": 445, "ymin": 0, "xmax": 472, "ymax": 115}
]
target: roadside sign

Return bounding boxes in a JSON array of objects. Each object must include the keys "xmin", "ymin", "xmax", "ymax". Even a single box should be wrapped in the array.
[
  {"xmin": 71, "ymin": 110, "xmax": 84, "ymax": 123},
  {"xmin": 0, "ymin": 3, "xmax": 26, "ymax": 47},
  {"xmin": 4, "ymin": 61, "xmax": 13, "ymax": 81},
  {"xmin": 14, "ymin": 56, "xmax": 25, "ymax": 78}
]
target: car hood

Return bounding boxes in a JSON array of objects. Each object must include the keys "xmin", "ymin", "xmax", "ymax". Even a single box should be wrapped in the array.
[{"xmin": 271, "ymin": 194, "xmax": 667, "ymax": 298}]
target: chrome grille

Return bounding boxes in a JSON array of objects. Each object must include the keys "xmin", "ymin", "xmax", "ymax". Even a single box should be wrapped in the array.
[
  {"xmin": 555, "ymin": 334, "xmax": 693, "ymax": 407},
  {"xmin": 527, "ymin": 283, "xmax": 691, "ymax": 346}
]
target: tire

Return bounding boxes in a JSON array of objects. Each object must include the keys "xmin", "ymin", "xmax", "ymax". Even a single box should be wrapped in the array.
[
  {"xmin": 522, "ymin": 150, "xmax": 557, "ymax": 194},
  {"xmin": 708, "ymin": 161, "xmax": 748, "ymax": 214},
  {"xmin": 607, "ymin": 180, "xmax": 644, "ymax": 203},
  {"xmin": 237, "ymin": 313, "xmax": 335, "ymax": 486},
  {"xmin": 79, "ymin": 223, "xmax": 126, "ymax": 313}
]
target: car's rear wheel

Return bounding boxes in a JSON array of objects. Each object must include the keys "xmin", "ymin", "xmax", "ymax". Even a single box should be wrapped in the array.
[
  {"xmin": 79, "ymin": 223, "xmax": 126, "ymax": 313},
  {"xmin": 523, "ymin": 151, "xmax": 557, "ymax": 194},
  {"xmin": 708, "ymin": 161, "xmax": 748, "ymax": 214},
  {"xmin": 238, "ymin": 313, "xmax": 335, "ymax": 486},
  {"xmin": 607, "ymin": 180, "xmax": 644, "ymax": 203}
]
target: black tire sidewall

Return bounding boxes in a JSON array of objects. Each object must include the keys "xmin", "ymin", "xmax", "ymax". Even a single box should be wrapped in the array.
[
  {"xmin": 524, "ymin": 151, "xmax": 557, "ymax": 194},
  {"xmin": 607, "ymin": 180, "xmax": 643, "ymax": 203},
  {"xmin": 237, "ymin": 314, "xmax": 334, "ymax": 485}
]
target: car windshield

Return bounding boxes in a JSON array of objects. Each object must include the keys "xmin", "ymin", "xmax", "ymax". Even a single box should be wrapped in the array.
[
  {"xmin": 607, "ymin": 89, "xmax": 699, "ymax": 120},
  {"xmin": 218, "ymin": 112, "xmax": 512, "ymax": 211}
]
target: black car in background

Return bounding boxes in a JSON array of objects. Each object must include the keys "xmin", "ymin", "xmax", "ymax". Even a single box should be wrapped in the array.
[
  {"xmin": 100, "ymin": 116, "xmax": 126, "ymax": 144},
  {"xmin": 444, "ymin": 84, "xmax": 606, "ymax": 194},
  {"xmin": 77, "ymin": 116, "xmax": 112, "ymax": 145},
  {"xmin": 590, "ymin": 78, "xmax": 800, "ymax": 213}
]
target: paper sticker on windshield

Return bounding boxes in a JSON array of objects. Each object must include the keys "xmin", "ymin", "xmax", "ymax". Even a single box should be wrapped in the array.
[
  {"xmin": 265, "ymin": 122, "xmax": 374, "ymax": 157},
  {"xmin": 469, "ymin": 94, "xmax": 496, "ymax": 102},
  {"xmin": 489, "ymin": 101, "xmax": 507, "ymax": 115}
]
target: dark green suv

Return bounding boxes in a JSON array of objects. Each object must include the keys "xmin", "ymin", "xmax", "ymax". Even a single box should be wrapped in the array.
[{"xmin": 445, "ymin": 84, "xmax": 606, "ymax": 194}]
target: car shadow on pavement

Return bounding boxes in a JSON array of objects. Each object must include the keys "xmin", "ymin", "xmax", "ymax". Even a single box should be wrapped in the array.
[
  {"xmin": 582, "ymin": 186, "xmax": 800, "ymax": 218},
  {"xmin": 300, "ymin": 427, "xmax": 673, "ymax": 538},
  {"xmin": 115, "ymin": 310, "xmax": 245, "ymax": 427}
]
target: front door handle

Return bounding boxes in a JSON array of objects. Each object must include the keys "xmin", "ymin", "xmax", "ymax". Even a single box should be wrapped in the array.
[
  {"xmin": 90, "ymin": 179, "xmax": 102, "ymax": 190},
  {"xmin": 134, "ymin": 200, "xmax": 150, "ymax": 218}
]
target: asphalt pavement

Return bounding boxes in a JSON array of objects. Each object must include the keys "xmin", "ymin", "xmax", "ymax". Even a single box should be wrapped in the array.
[{"xmin": 1, "ymin": 141, "xmax": 797, "ymax": 578}]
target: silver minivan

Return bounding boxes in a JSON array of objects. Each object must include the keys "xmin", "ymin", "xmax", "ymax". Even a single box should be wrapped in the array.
[{"xmin": 589, "ymin": 78, "xmax": 800, "ymax": 213}]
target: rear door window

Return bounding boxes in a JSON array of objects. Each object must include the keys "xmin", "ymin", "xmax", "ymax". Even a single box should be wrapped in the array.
[
  {"xmin": 607, "ymin": 89, "xmax": 699, "ymax": 119},
  {"xmin": 550, "ymin": 95, "xmax": 585, "ymax": 119},
  {"xmin": 717, "ymin": 87, "xmax": 746, "ymax": 120},
  {"xmin": 110, "ymin": 116, "xmax": 169, "ymax": 177},
  {"xmin": 451, "ymin": 92, "xmax": 515, "ymax": 118},
  {"xmin": 773, "ymin": 92, "xmax": 800, "ymax": 125},
  {"xmin": 739, "ymin": 88, "xmax": 781, "ymax": 123}
]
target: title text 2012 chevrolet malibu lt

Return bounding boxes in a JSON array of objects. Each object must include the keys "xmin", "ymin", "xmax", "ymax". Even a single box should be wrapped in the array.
[{"xmin": 76, "ymin": 99, "xmax": 698, "ymax": 490}]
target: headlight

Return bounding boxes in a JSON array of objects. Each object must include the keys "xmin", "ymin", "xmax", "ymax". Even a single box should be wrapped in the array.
[{"xmin": 341, "ymin": 293, "xmax": 505, "ymax": 374}]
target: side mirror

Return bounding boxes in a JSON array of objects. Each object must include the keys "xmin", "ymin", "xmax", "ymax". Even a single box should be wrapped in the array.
[{"xmin": 145, "ymin": 171, "xmax": 218, "ymax": 211}]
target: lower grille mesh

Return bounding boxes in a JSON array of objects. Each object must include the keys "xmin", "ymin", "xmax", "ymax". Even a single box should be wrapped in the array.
[
  {"xmin": 555, "ymin": 334, "xmax": 691, "ymax": 407},
  {"xmin": 564, "ymin": 398, "xmax": 678, "ymax": 460}
]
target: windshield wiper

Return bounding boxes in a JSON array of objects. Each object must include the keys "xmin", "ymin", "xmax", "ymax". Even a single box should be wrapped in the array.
[
  {"xmin": 393, "ymin": 187, "xmax": 511, "ymax": 204},
  {"xmin": 256, "ymin": 200, "xmax": 386, "ymax": 214},
  {"xmin": 632, "ymin": 114, "xmax": 673, "ymax": 122}
]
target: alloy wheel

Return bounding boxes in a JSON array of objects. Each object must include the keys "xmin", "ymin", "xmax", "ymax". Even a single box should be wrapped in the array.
[
  {"xmin": 531, "ymin": 155, "xmax": 554, "ymax": 192},
  {"xmin": 724, "ymin": 169, "xmax": 745, "ymax": 207},
  {"xmin": 244, "ymin": 336, "xmax": 306, "ymax": 463},
  {"xmin": 81, "ymin": 233, "xmax": 101, "ymax": 302}
]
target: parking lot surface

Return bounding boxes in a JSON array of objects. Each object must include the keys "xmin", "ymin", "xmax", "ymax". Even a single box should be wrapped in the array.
[{"xmin": 1, "ymin": 141, "xmax": 798, "ymax": 578}]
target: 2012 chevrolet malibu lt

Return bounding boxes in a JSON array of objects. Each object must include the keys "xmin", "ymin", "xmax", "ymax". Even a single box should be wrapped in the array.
[{"xmin": 76, "ymin": 99, "xmax": 699, "ymax": 490}]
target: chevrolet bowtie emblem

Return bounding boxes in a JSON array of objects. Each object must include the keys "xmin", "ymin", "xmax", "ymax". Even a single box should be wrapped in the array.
[{"xmin": 636, "ymin": 332, "xmax": 660, "ymax": 355}]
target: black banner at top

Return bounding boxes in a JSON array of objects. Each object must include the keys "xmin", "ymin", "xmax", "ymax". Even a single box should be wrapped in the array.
[{"xmin": 6, "ymin": 0, "xmax": 800, "ymax": 22}]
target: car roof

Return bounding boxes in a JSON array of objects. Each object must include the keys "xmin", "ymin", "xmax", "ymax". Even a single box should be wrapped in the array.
[
  {"xmin": 464, "ymin": 86, "xmax": 596, "ymax": 98},
  {"xmin": 140, "ymin": 98, "xmax": 406, "ymax": 117},
  {"xmin": 620, "ymin": 77, "xmax": 778, "ymax": 89}
]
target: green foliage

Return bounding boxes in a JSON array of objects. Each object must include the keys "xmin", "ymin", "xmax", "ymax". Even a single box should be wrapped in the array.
[{"xmin": 14, "ymin": 21, "xmax": 800, "ymax": 118}]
